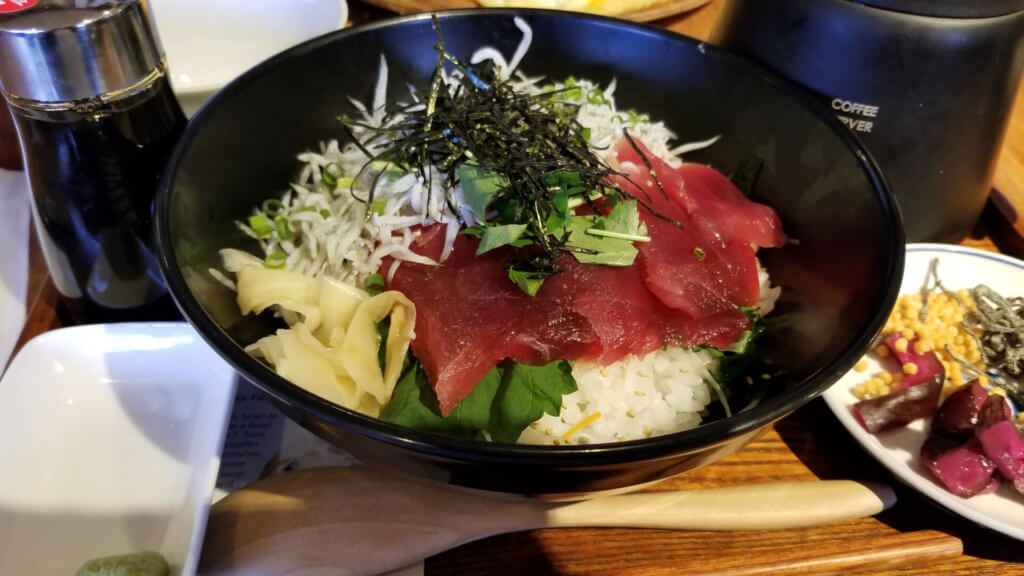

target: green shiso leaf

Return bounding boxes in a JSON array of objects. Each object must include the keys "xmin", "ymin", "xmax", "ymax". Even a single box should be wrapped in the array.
[
  {"xmin": 566, "ymin": 201, "xmax": 648, "ymax": 266},
  {"xmin": 509, "ymin": 266, "xmax": 545, "ymax": 297},
  {"xmin": 380, "ymin": 358, "xmax": 577, "ymax": 443},
  {"xmin": 477, "ymin": 223, "xmax": 530, "ymax": 255},
  {"xmin": 489, "ymin": 360, "xmax": 577, "ymax": 443},
  {"xmin": 458, "ymin": 163, "xmax": 508, "ymax": 219}
]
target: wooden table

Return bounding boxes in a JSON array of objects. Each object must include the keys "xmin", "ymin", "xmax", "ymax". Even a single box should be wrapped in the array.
[{"xmin": 11, "ymin": 1, "xmax": 1024, "ymax": 574}]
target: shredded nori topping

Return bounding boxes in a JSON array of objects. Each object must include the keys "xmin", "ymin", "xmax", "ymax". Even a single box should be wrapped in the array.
[{"xmin": 339, "ymin": 15, "xmax": 676, "ymax": 282}]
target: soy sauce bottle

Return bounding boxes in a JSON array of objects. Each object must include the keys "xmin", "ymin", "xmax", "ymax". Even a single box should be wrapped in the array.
[{"xmin": 0, "ymin": 0, "xmax": 185, "ymax": 323}]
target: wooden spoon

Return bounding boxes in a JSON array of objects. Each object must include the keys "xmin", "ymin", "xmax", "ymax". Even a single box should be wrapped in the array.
[{"xmin": 200, "ymin": 466, "xmax": 895, "ymax": 576}]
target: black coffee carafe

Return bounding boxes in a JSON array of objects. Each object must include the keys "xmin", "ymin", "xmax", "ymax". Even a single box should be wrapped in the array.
[{"xmin": 712, "ymin": 0, "xmax": 1024, "ymax": 243}]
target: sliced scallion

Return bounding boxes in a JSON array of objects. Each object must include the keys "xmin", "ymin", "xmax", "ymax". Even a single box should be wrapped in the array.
[
  {"xmin": 322, "ymin": 163, "xmax": 344, "ymax": 189},
  {"xmin": 274, "ymin": 215, "xmax": 293, "ymax": 241},
  {"xmin": 261, "ymin": 198, "xmax": 285, "ymax": 217},
  {"xmin": 248, "ymin": 214, "xmax": 274, "ymax": 238},
  {"xmin": 264, "ymin": 252, "xmax": 287, "ymax": 269}
]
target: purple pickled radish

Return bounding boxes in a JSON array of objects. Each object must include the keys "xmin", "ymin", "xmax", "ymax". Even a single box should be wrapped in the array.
[
  {"xmin": 975, "ymin": 394, "xmax": 1024, "ymax": 494},
  {"xmin": 932, "ymin": 380, "xmax": 988, "ymax": 439},
  {"xmin": 853, "ymin": 374, "xmax": 942, "ymax": 433},
  {"xmin": 977, "ymin": 393, "xmax": 1014, "ymax": 428},
  {"xmin": 885, "ymin": 334, "xmax": 945, "ymax": 390},
  {"xmin": 922, "ymin": 436, "xmax": 999, "ymax": 498}
]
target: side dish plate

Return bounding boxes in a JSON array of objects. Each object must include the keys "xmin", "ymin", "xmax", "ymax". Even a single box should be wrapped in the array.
[
  {"xmin": 0, "ymin": 323, "xmax": 238, "ymax": 575},
  {"xmin": 823, "ymin": 243, "xmax": 1024, "ymax": 541}
]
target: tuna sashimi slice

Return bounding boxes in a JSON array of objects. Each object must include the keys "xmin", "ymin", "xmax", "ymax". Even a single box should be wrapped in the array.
[
  {"xmin": 387, "ymin": 233, "xmax": 601, "ymax": 415},
  {"xmin": 613, "ymin": 138, "xmax": 785, "ymax": 249},
  {"xmin": 609, "ymin": 156, "xmax": 761, "ymax": 316}
]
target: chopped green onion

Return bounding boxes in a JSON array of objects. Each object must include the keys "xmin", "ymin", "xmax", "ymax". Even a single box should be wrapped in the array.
[
  {"xmin": 365, "ymin": 273, "xmax": 385, "ymax": 296},
  {"xmin": 320, "ymin": 209, "xmax": 331, "ymax": 219},
  {"xmin": 566, "ymin": 191, "xmax": 605, "ymax": 210},
  {"xmin": 584, "ymin": 228, "xmax": 651, "ymax": 243},
  {"xmin": 580, "ymin": 127, "xmax": 591, "ymax": 141},
  {"xmin": 261, "ymin": 198, "xmax": 285, "ymax": 217},
  {"xmin": 274, "ymin": 215, "xmax": 293, "ymax": 241},
  {"xmin": 370, "ymin": 200, "xmax": 386, "ymax": 215},
  {"xmin": 322, "ymin": 163, "xmax": 344, "ymax": 189},
  {"xmin": 247, "ymin": 214, "xmax": 274, "ymax": 238},
  {"xmin": 563, "ymin": 76, "xmax": 582, "ymax": 100},
  {"xmin": 336, "ymin": 177, "xmax": 355, "ymax": 188},
  {"xmin": 264, "ymin": 252, "xmax": 287, "ymax": 269},
  {"xmin": 626, "ymin": 109, "xmax": 650, "ymax": 124},
  {"xmin": 586, "ymin": 89, "xmax": 606, "ymax": 105},
  {"xmin": 296, "ymin": 206, "xmax": 317, "ymax": 213}
]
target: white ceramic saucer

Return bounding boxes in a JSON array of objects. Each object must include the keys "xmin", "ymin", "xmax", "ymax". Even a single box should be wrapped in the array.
[{"xmin": 0, "ymin": 323, "xmax": 238, "ymax": 575}]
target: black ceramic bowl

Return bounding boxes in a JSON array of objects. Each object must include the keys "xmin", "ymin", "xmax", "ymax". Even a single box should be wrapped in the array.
[{"xmin": 156, "ymin": 10, "xmax": 903, "ymax": 494}]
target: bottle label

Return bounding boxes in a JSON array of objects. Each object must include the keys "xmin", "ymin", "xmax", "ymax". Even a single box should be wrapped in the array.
[{"xmin": 0, "ymin": 0, "xmax": 36, "ymax": 13}]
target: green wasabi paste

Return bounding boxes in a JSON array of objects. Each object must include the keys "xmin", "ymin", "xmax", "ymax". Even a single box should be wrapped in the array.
[{"xmin": 75, "ymin": 551, "xmax": 168, "ymax": 576}]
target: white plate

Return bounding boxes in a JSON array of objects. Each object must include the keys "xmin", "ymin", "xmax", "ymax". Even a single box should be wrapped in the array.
[
  {"xmin": 823, "ymin": 243, "xmax": 1024, "ymax": 541},
  {"xmin": 0, "ymin": 323, "xmax": 238, "ymax": 575},
  {"xmin": 150, "ymin": 0, "xmax": 348, "ymax": 113}
]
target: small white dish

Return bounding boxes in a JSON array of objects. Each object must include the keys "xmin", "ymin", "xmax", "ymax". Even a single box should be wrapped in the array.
[
  {"xmin": 150, "ymin": 0, "xmax": 348, "ymax": 114},
  {"xmin": 823, "ymin": 243, "xmax": 1024, "ymax": 541},
  {"xmin": 0, "ymin": 323, "xmax": 238, "ymax": 575}
]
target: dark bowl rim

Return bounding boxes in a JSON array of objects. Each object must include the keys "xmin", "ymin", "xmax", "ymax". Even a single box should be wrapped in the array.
[{"xmin": 155, "ymin": 8, "xmax": 905, "ymax": 468}]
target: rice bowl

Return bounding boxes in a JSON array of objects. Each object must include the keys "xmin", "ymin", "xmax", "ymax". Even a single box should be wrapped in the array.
[{"xmin": 156, "ymin": 9, "xmax": 902, "ymax": 493}]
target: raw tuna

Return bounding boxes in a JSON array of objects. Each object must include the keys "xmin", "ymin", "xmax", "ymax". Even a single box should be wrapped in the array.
[
  {"xmin": 610, "ymin": 140, "xmax": 767, "ymax": 318},
  {"xmin": 975, "ymin": 394, "xmax": 1024, "ymax": 494},
  {"xmin": 384, "ymin": 140, "xmax": 787, "ymax": 415},
  {"xmin": 885, "ymin": 335, "xmax": 945, "ymax": 389},
  {"xmin": 388, "ymin": 229, "xmax": 751, "ymax": 415},
  {"xmin": 852, "ymin": 374, "xmax": 942, "ymax": 433},
  {"xmin": 386, "ymin": 233, "xmax": 597, "ymax": 415},
  {"xmin": 932, "ymin": 380, "xmax": 988, "ymax": 439},
  {"xmin": 922, "ymin": 436, "xmax": 999, "ymax": 498},
  {"xmin": 614, "ymin": 139, "xmax": 785, "ymax": 249}
]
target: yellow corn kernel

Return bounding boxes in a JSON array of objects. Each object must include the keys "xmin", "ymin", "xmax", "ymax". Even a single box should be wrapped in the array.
[
  {"xmin": 854, "ymin": 360, "xmax": 869, "ymax": 373},
  {"xmin": 894, "ymin": 338, "xmax": 909, "ymax": 353},
  {"xmin": 879, "ymin": 371, "xmax": 893, "ymax": 383},
  {"xmin": 913, "ymin": 339, "xmax": 932, "ymax": 355},
  {"xmin": 977, "ymin": 374, "xmax": 989, "ymax": 387},
  {"xmin": 875, "ymin": 345, "xmax": 890, "ymax": 358},
  {"xmin": 901, "ymin": 329, "xmax": 915, "ymax": 339},
  {"xmin": 991, "ymin": 387, "xmax": 1007, "ymax": 397},
  {"xmin": 903, "ymin": 362, "xmax": 919, "ymax": 375}
]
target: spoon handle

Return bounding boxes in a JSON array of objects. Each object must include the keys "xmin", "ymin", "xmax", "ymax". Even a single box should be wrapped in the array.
[{"xmin": 544, "ymin": 480, "xmax": 895, "ymax": 531}]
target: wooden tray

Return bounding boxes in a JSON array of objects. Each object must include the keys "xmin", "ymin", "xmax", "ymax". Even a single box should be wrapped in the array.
[{"xmin": 358, "ymin": 0, "xmax": 714, "ymax": 22}]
